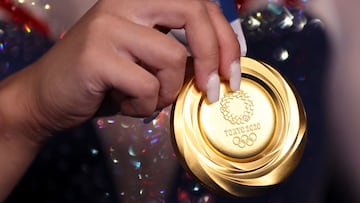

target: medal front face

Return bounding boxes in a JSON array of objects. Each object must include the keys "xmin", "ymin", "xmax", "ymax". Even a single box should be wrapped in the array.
[
  {"xmin": 171, "ymin": 57, "xmax": 307, "ymax": 197},
  {"xmin": 199, "ymin": 77, "xmax": 276, "ymax": 160}
]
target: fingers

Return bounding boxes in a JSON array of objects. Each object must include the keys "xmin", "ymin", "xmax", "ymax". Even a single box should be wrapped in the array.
[
  {"xmin": 114, "ymin": 20, "xmax": 187, "ymax": 109},
  {"xmin": 92, "ymin": 0, "xmax": 242, "ymax": 116},
  {"xmin": 101, "ymin": 0, "xmax": 228, "ymax": 102},
  {"xmin": 100, "ymin": 53, "xmax": 160, "ymax": 117},
  {"xmin": 204, "ymin": 2, "xmax": 241, "ymax": 92},
  {"xmin": 124, "ymin": 0, "xmax": 241, "ymax": 102},
  {"xmin": 141, "ymin": 0, "xmax": 220, "ymax": 94},
  {"xmin": 180, "ymin": 2, "xmax": 220, "ymax": 100},
  {"xmin": 94, "ymin": 15, "xmax": 187, "ymax": 116}
]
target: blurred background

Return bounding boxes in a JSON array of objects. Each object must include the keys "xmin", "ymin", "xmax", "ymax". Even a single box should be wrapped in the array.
[{"xmin": 1, "ymin": 0, "xmax": 358, "ymax": 202}]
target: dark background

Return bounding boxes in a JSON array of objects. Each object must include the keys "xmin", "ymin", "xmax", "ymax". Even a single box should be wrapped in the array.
[{"xmin": 1, "ymin": 5, "xmax": 356, "ymax": 203}]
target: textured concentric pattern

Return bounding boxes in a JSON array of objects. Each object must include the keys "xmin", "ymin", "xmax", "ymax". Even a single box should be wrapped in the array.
[{"xmin": 171, "ymin": 57, "xmax": 307, "ymax": 197}]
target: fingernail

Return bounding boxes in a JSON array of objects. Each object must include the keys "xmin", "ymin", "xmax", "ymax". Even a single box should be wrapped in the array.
[
  {"xmin": 230, "ymin": 60, "xmax": 241, "ymax": 91},
  {"xmin": 207, "ymin": 72, "xmax": 220, "ymax": 103}
]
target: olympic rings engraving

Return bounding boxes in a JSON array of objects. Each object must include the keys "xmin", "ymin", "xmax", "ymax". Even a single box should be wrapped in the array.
[{"xmin": 232, "ymin": 133, "xmax": 257, "ymax": 148}]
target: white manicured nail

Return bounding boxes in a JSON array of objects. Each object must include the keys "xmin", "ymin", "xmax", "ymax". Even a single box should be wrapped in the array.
[
  {"xmin": 230, "ymin": 60, "xmax": 241, "ymax": 91},
  {"xmin": 207, "ymin": 72, "xmax": 220, "ymax": 103}
]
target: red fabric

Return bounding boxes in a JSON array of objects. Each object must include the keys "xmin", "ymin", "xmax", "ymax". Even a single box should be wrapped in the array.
[
  {"xmin": 235, "ymin": 0, "xmax": 305, "ymax": 13},
  {"xmin": 0, "ymin": 0, "xmax": 50, "ymax": 36}
]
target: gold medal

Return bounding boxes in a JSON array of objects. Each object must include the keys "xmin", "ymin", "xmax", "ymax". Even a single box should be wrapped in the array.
[{"xmin": 171, "ymin": 57, "xmax": 307, "ymax": 197}]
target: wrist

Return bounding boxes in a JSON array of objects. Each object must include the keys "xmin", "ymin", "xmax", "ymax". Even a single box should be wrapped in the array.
[
  {"xmin": 0, "ymin": 68, "xmax": 51, "ymax": 146},
  {"xmin": 0, "ymin": 68, "xmax": 52, "ymax": 201}
]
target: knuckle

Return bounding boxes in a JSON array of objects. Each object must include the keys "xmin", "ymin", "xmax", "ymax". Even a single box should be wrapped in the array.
[
  {"xmin": 187, "ymin": 1, "xmax": 207, "ymax": 15},
  {"xmin": 160, "ymin": 91, "xmax": 178, "ymax": 106},
  {"xmin": 205, "ymin": 1, "xmax": 222, "ymax": 14},
  {"xmin": 196, "ymin": 49, "xmax": 218, "ymax": 62},
  {"xmin": 124, "ymin": 79, "xmax": 160, "ymax": 117},
  {"xmin": 88, "ymin": 13, "xmax": 113, "ymax": 31},
  {"xmin": 170, "ymin": 44, "xmax": 188, "ymax": 65},
  {"xmin": 139, "ymin": 79, "xmax": 160, "ymax": 99},
  {"xmin": 137, "ymin": 104, "xmax": 157, "ymax": 117},
  {"xmin": 76, "ymin": 48, "xmax": 99, "ymax": 75}
]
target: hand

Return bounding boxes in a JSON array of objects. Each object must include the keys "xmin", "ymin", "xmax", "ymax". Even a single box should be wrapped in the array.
[
  {"xmin": 0, "ymin": 0, "xmax": 242, "ymax": 200},
  {"xmin": 0, "ymin": 0, "xmax": 241, "ymax": 138}
]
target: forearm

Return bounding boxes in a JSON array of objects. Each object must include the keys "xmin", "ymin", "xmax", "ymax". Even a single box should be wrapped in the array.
[{"xmin": 0, "ymin": 69, "xmax": 49, "ymax": 201}]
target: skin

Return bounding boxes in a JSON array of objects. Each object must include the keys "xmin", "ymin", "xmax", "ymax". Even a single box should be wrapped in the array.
[{"xmin": 0, "ymin": 0, "xmax": 241, "ymax": 201}]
